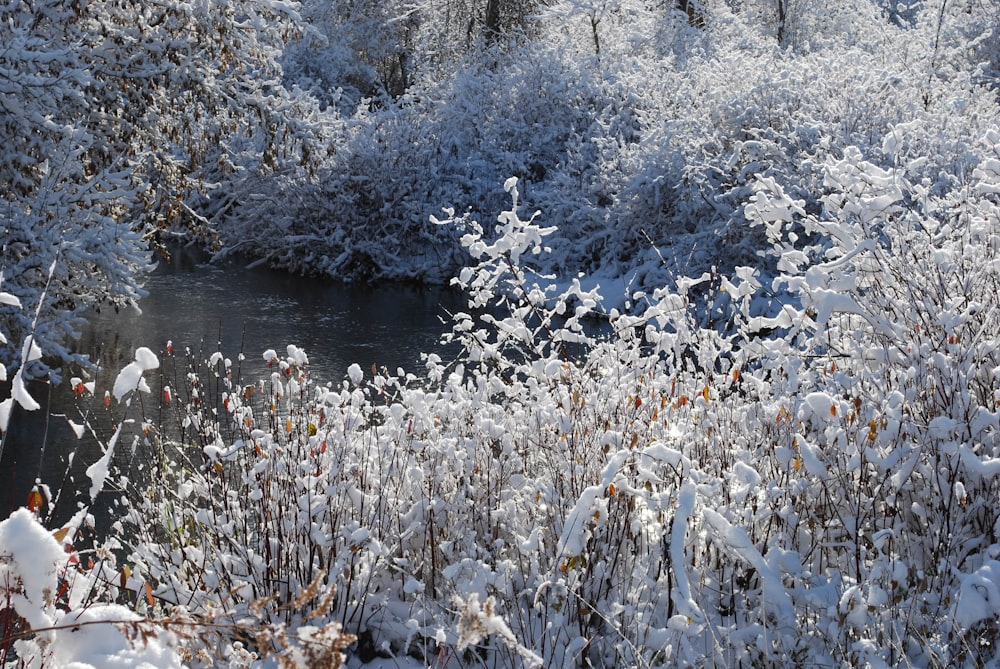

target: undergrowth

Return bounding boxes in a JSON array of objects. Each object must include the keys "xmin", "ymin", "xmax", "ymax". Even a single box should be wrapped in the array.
[{"xmin": 2, "ymin": 127, "xmax": 1000, "ymax": 667}]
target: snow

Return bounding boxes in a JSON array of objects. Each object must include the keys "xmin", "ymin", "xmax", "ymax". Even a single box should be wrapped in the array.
[
  {"xmin": 702, "ymin": 508, "xmax": 795, "ymax": 626},
  {"xmin": 0, "ymin": 398, "xmax": 13, "ymax": 432},
  {"xmin": 796, "ymin": 435, "xmax": 828, "ymax": 478},
  {"xmin": 9, "ymin": 364, "xmax": 40, "ymax": 412},
  {"xmin": 954, "ymin": 560, "xmax": 1000, "ymax": 628},
  {"xmin": 112, "ymin": 347, "xmax": 160, "ymax": 402},
  {"xmin": 348, "ymin": 362, "xmax": 363, "ymax": 385},
  {"xmin": 0, "ymin": 509, "xmax": 66, "ymax": 630},
  {"xmin": 670, "ymin": 482, "xmax": 702, "ymax": 622},
  {"xmin": 286, "ymin": 344, "xmax": 309, "ymax": 365},
  {"xmin": 85, "ymin": 423, "xmax": 123, "ymax": 502},
  {"xmin": 928, "ymin": 416, "xmax": 961, "ymax": 439},
  {"xmin": 959, "ymin": 445, "xmax": 1000, "ymax": 478},
  {"xmin": 51, "ymin": 605, "xmax": 184, "ymax": 669},
  {"xmin": 1, "ymin": 3, "xmax": 999, "ymax": 667},
  {"xmin": 0, "ymin": 287, "xmax": 20, "ymax": 309},
  {"xmin": 555, "ymin": 484, "xmax": 605, "ymax": 558},
  {"xmin": 9, "ymin": 336, "xmax": 44, "ymax": 414}
]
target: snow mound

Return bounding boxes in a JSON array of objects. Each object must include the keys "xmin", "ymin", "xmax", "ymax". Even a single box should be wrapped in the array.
[{"xmin": 52, "ymin": 604, "xmax": 184, "ymax": 669}]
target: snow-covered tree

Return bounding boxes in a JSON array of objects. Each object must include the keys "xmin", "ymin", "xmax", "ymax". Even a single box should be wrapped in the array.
[
  {"xmin": 0, "ymin": 0, "xmax": 324, "ymax": 377},
  {"xmin": 284, "ymin": 0, "xmax": 419, "ymax": 106}
]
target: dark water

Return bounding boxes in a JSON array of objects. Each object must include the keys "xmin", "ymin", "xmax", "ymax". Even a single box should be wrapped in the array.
[{"xmin": 0, "ymin": 252, "xmax": 465, "ymax": 523}]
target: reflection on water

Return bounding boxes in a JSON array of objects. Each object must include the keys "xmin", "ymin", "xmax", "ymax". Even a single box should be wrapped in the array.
[
  {"xmin": 0, "ymin": 253, "xmax": 464, "ymax": 523},
  {"xmin": 85, "ymin": 251, "xmax": 464, "ymax": 382}
]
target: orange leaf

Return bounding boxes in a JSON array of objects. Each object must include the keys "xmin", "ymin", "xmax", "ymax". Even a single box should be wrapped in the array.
[
  {"xmin": 608, "ymin": 483, "xmax": 616, "ymax": 497},
  {"xmin": 702, "ymin": 386, "xmax": 710, "ymax": 402},
  {"xmin": 145, "ymin": 582, "xmax": 155, "ymax": 606},
  {"xmin": 26, "ymin": 488, "xmax": 44, "ymax": 513},
  {"xmin": 829, "ymin": 404, "xmax": 837, "ymax": 417},
  {"xmin": 732, "ymin": 369, "xmax": 741, "ymax": 382}
]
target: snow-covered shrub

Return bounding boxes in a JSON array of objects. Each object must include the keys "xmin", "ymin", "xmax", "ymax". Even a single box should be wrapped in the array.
[
  {"xmin": 0, "ymin": 499, "xmax": 352, "ymax": 669},
  {"xmin": 218, "ymin": 42, "xmax": 639, "ymax": 282},
  {"xmin": 208, "ymin": 0, "xmax": 999, "ymax": 299},
  {"xmin": 103, "ymin": 182, "xmax": 700, "ymax": 665},
  {"xmin": 37, "ymin": 130, "xmax": 1000, "ymax": 666},
  {"xmin": 733, "ymin": 131, "xmax": 1000, "ymax": 664},
  {"xmin": 0, "ymin": 310, "xmax": 189, "ymax": 668},
  {"xmin": 0, "ymin": 507, "xmax": 189, "ymax": 669},
  {"xmin": 614, "ymin": 33, "xmax": 998, "ymax": 287},
  {"xmin": 0, "ymin": 0, "xmax": 154, "ymax": 376},
  {"xmin": 0, "ymin": 287, "xmax": 356, "ymax": 669}
]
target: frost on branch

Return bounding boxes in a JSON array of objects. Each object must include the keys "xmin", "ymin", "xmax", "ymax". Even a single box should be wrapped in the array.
[{"xmin": 455, "ymin": 593, "xmax": 542, "ymax": 668}]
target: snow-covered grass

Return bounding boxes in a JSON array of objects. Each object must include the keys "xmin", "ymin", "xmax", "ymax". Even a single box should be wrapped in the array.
[{"xmin": 5, "ymin": 141, "xmax": 999, "ymax": 667}]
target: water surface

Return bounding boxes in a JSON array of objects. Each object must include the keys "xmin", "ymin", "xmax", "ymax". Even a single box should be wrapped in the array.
[{"xmin": 0, "ymin": 254, "xmax": 464, "ymax": 522}]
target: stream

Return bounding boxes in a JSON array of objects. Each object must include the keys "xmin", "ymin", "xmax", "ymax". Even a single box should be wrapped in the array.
[{"xmin": 0, "ymin": 250, "xmax": 465, "ymax": 523}]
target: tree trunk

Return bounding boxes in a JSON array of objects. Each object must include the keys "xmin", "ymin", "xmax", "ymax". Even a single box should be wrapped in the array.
[
  {"xmin": 776, "ymin": 0, "xmax": 786, "ymax": 45},
  {"xmin": 590, "ymin": 13, "xmax": 601, "ymax": 55},
  {"xmin": 676, "ymin": 0, "xmax": 705, "ymax": 29},
  {"xmin": 485, "ymin": 0, "xmax": 501, "ymax": 38}
]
